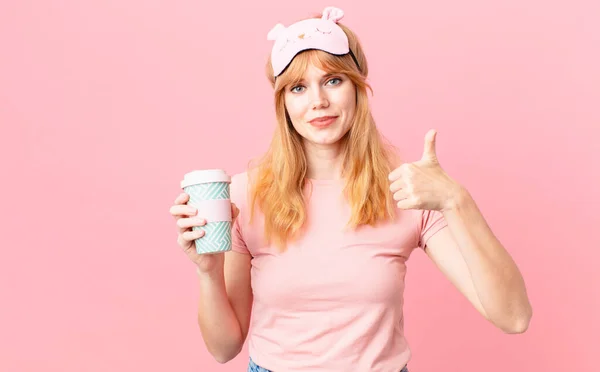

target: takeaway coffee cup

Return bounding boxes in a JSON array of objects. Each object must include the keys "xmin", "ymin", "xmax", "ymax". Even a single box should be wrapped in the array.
[{"xmin": 180, "ymin": 169, "xmax": 232, "ymax": 254}]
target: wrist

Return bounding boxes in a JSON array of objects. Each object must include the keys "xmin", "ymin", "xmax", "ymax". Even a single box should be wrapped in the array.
[
  {"xmin": 442, "ymin": 183, "xmax": 470, "ymax": 212},
  {"xmin": 195, "ymin": 264, "xmax": 224, "ymax": 281}
]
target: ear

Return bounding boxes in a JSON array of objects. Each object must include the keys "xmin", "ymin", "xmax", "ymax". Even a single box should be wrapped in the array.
[
  {"xmin": 267, "ymin": 23, "xmax": 286, "ymax": 41},
  {"xmin": 321, "ymin": 7, "xmax": 344, "ymax": 22}
]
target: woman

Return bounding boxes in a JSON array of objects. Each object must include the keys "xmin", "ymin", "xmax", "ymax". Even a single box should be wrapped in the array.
[{"xmin": 169, "ymin": 7, "xmax": 532, "ymax": 372}]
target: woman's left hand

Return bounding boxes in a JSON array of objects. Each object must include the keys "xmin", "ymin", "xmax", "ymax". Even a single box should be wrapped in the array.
[{"xmin": 388, "ymin": 129, "xmax": 464, "ymax": 212}]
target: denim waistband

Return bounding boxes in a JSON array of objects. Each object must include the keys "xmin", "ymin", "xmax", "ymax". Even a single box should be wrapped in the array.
[{"xmin": 248, "ymin": 357, "xmax": 409, "ymax": 372}]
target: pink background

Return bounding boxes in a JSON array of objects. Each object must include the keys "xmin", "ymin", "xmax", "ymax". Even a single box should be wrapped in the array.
[{"xmin": 1, "ymin": 0, "xmax": 598, "ymax": 371}]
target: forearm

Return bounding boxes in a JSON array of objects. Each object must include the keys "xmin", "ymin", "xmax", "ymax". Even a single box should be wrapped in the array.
[
  {"xmin": 196, "ymin": 268, "xmax": 244, "ymax": 363},
  {"xmin": 443, "ymin": 188, "xmax": 532, "ymax": 333}
]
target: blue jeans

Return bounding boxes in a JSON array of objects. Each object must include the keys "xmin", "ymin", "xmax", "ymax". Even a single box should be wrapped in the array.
[{"xmin": 248, "ymin": 357, "xmax": 409, "ymax": 372}]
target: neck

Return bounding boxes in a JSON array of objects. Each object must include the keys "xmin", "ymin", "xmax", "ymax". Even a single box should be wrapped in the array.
[{"xmin": 303, "ymin": 141, "xmax": 344, "ymax": 180}]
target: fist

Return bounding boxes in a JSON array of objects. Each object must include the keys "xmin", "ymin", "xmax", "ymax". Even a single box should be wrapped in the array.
[{"xmin": 388, "ymin": 129, "xmax": 461, "ymax": 211}]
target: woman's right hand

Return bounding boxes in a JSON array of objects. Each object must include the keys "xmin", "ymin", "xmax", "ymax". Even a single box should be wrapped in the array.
[{"xmin": 170, "ymin": 192, "xmax": 239, "ymax": 274}]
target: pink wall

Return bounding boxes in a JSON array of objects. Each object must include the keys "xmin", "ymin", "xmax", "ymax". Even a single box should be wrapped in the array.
[{"xmin": 1, "ymin": 0, "xmax": 598, "ymax": 371}]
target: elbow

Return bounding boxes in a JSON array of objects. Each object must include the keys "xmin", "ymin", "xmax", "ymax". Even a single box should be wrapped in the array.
[
  {"xmin": 501, "ymin": 304, "xmax": 533, "ymax": 334},
  {"xmin": 209, "ymin": 343, "xmax": 244, "ymax": 364},
  {"xmin": 213, "ymin": 353, "xmax": 235, "ymax": 364},
  {"xmin": 503, "ymin": 317, "xmax": 530, "ymax": 334},
  {"xmin": 211, "ymin": 349, "xmax": 239, "ymax": 364},
  {"xmin": 198, "ymin": 321, "xmax": 245, "ymax": 364}
]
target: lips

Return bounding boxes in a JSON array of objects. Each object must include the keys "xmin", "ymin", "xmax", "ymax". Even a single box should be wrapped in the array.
[{"xmin": 309, "ymin": 116, "xmax": 338, "ymax": 127}]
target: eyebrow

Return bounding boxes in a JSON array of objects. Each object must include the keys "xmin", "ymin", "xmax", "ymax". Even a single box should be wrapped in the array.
[{"xmin": 294, "ymin": 73, "xmax": 340, "ymax": 84}]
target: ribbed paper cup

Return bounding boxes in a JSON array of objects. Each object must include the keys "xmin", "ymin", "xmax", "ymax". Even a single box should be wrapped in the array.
[{"xmin": 181, "ymin": 169, "xmax": 232, "ymax": 255}]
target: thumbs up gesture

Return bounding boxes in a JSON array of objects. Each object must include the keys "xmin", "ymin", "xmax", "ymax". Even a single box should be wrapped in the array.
[{"xmin": 388, "ymin": 129, "xmax": 463, "ymax": 211}]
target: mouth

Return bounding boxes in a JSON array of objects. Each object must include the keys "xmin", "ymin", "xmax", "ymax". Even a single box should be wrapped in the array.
[{"xmin": 309, "ymin": 116, "xmax": 338, "ymax": 128}]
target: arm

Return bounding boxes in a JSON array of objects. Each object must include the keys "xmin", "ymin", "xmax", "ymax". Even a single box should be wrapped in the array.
[
  {"xmin": 197, "ymin": 251, "xmax": 253, "ymax": 363},
  {"xmin": 425, "ymin": 188, "xmax": 532, "ymax": 333},
  {"xmin": 389, "ymin": 129, "xmax": 532, "ymax": 334}
]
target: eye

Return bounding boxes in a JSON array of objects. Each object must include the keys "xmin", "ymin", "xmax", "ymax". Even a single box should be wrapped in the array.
[
  {"xmin": 279, "ymin": 38, "xmax": 291, "ymax": 52},
  {"xmin": 290, "ymin": 85, "xmax": 305, "ymax": 93},
  {"xmin": 316, "ymin": 27, "xmax": 332, "ymax": 34},
  {"xmin": 327, "ymin": 77, "xmax": 342, "ymax": 86}
]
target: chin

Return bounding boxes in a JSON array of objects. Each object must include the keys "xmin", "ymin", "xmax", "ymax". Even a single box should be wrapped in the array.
[{"xmin": 305, "ymin": 134, "xmax": 346, "ymax": 146}]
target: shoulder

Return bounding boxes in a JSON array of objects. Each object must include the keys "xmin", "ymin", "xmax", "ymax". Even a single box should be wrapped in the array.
[
  {"xmin": 230, "ymin": 171, "xmax": 250, "ymax": 206},
  {"xmin": 231, "ymin": 171, "xmax": 249, "ymax": 189},
  {"xmin": 229, "ymin": 166, "xmax": 260, "ymax": 207}
]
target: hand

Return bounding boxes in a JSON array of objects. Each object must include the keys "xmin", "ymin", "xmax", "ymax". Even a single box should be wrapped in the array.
[
  {"xmin": 169, "ymin": 192, "xmax": 240, "ymax": 273},
  {"xmin": 388, "ymin": 129, "xmax": 463, "ymax": 211}
]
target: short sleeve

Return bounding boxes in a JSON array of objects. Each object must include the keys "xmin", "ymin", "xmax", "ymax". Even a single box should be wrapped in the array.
[
  {"xmin": 229, "ymin": 172, "xmax": 251, "ymax": 255},
  {"xmin": 231, "ymin": 216, "xmax": 250, "ymax": 255},
  {"xmin": 418, "ymin": 209, "xmax": 448, "ymax": 250}
]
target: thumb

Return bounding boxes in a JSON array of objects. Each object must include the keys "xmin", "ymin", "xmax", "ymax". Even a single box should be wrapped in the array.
[{"xmin": 421, "ymin": 129, "xmax": 438, "ymax": 162}]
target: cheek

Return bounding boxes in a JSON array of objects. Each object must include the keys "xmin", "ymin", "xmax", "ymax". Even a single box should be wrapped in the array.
[
  {"xmin": 346, "ymin": 96, "xmax": 357, "ymax": 116},
  {"xmin": 284, "ymin": 95, "xmax": 307, "ymax": 120},
  {"xmin": 334, "ymin": 87, "xmax": 356, "ymax": 115},
  {"xmin": 284, "ymin": 98, "xmax": 308, "ymax": 133}
]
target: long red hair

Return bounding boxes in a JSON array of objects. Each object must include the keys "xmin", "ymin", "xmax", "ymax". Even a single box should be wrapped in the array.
[{"xmin": 248, "ymin": 16, "xmax": 399, "ymax": 251}]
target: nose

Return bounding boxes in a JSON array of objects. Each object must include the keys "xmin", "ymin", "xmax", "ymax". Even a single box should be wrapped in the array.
[{"xmin": 310, "ymin": 88, "xmax": 329, "ymax": 110}]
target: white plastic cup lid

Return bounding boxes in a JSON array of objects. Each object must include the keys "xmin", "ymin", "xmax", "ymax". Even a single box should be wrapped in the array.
[{"xmin": 181, "ymin": 169, "xmax": 231, "ymax": 188}]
